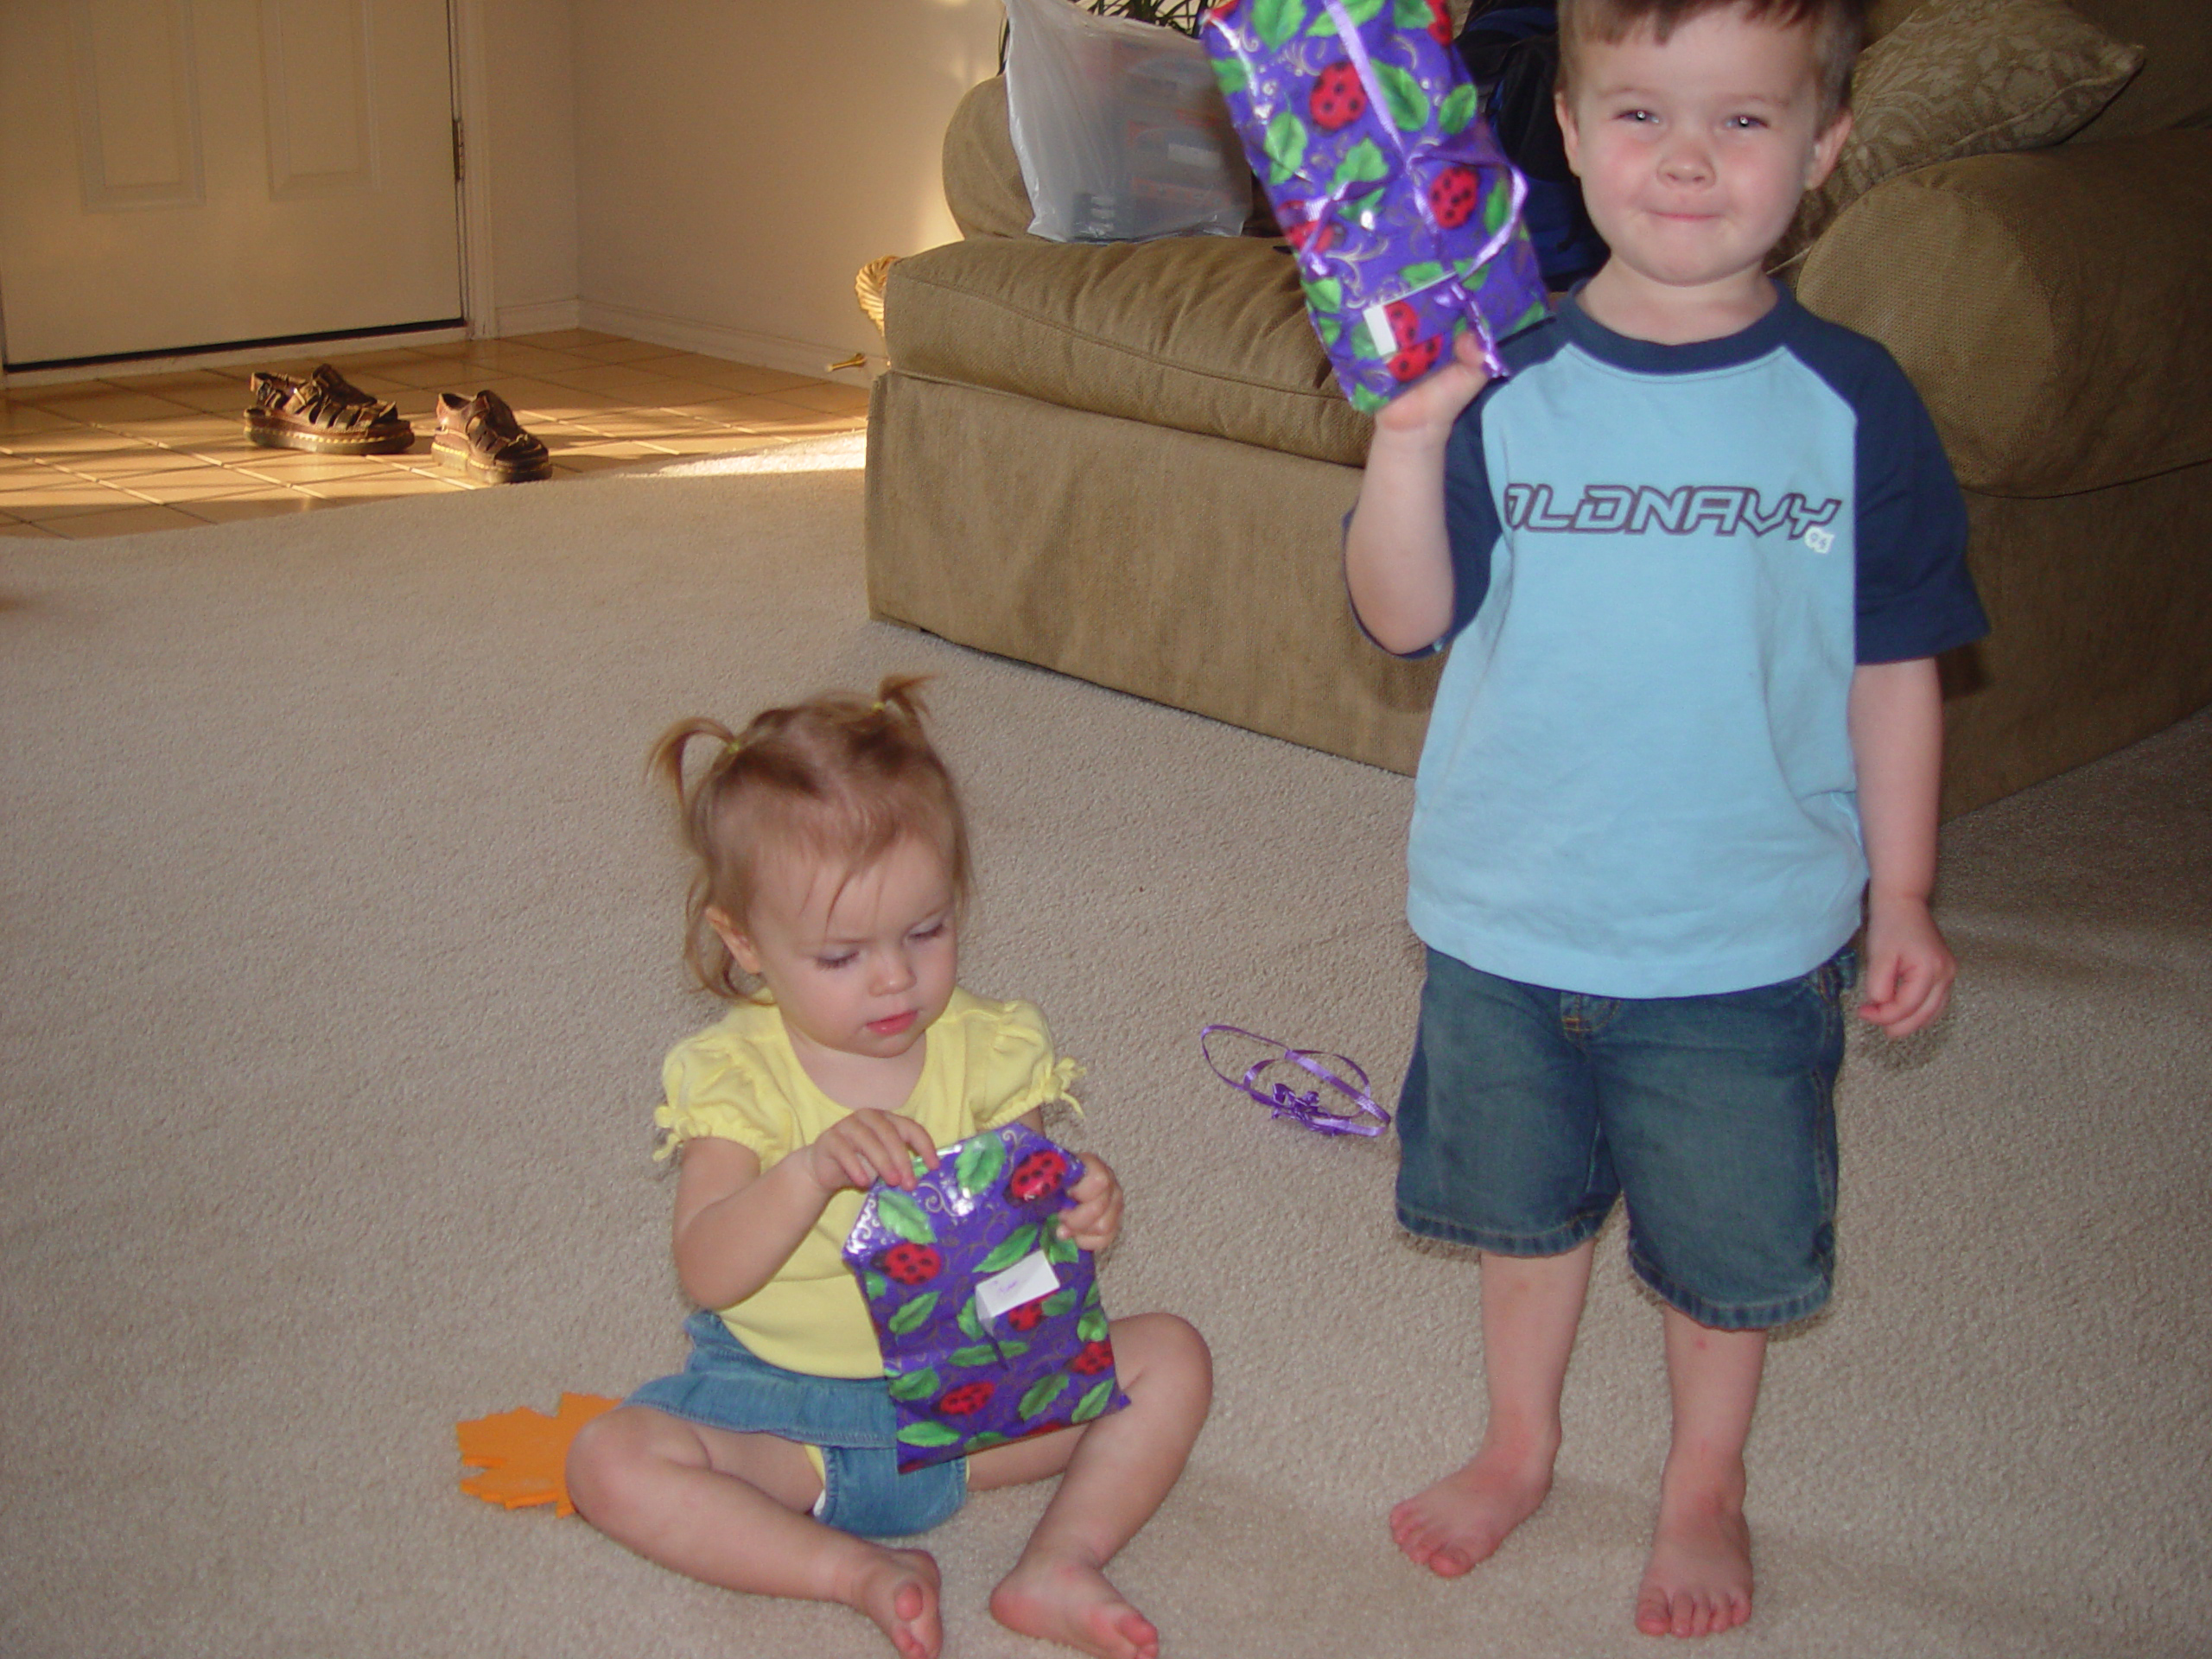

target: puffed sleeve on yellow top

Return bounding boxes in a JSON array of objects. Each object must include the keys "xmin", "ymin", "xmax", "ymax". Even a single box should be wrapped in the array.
[{"xmin": 653, "ymin": 988, "xmax": 1083, "ymax": 1378}]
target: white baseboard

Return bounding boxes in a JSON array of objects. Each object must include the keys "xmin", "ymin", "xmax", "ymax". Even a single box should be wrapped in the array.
[
  {"xmin": 495, "ymin": 298, "xmax": 583, "ymax": 338},
  {"xmin": 575, "ymin": 299, "xmax": 882, "ymax": 386},
  {"xmin": 2, "ymin": 326, "xmax": 469, "ymax": 388}
]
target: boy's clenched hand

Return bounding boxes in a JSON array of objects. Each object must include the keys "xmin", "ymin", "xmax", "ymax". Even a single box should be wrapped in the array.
[
  {"xmin": 1858, "ymin": 891, "xmax": 1956, "ymax": 1039},
  {"xmin": 1373, "ymin": 330, "xmax": 1493, "ymax": 445}
]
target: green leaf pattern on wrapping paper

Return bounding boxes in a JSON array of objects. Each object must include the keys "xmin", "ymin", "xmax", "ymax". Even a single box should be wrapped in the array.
[
  {"xmin": 875, "ymin": 1187, "xmax": 934, "ymax": 1245},
  {"xmin": 1331, "ymin": 137, "xmax": 1389, "ymax": 194},
  {"xmin": 958, "ymin": 1294, "xmax": 987, "ymax": 1340},
  {"xmin": 887, "ymin": 1368, "xmax": 941, "ymax": 1401},
  {"xmin": 1265, "ymin": 110, "xmax": 1309, "ymax": 186},
  {"xmin": 1020, "ymin": 1372, "xmax": 1072, "ymax": 1417},
  {"xmin": 1077, "ymin": 1306, "xmax": 1109, "ymax": 1343},
  {"xmin": 1316, "ymin": 314, "xmax": 1343, "ymax": 346},
  {"xmin": 955, "ymin": 1134, "xmax": 1007, "ymax": 1198},
  {"xmin": 1438, "ymin": 82, "xmax": 1478, "ymax": 135},
  {"xmin": 1042, "ymin": 1287, "xmax": 1079, "ymax": 1319},
  {"xmin": 1305, "ymin": 0, "xmax": 1384, "ymax": 35},
  {"xmin": 1401, "ymin": 260, "xmax": 1446, "ymax": 289},
  {"xmin": 888, "ymin": 1291, "xmax": 939, "ymax": 1335},
  {"xmin": 1350, "ymin": 188, "xmax": 1388, "ymax": 226},
  {"xmin": 1351, "ymin": 384, "xmax": 1391, "ymax": 411},
  {"xmin": 864, "ymin": 1270, "xmax": 889, "ymax": 1301},
  {"xmin": 1043, "ymin": 1225, "xmax": 1081, "ymax": 1267},
  {"xmin": 1516, "ymin": 298, "xmax": 1550, "ymax": 333},
  {"xmin": 1211, "ymin": 56, "xmax": 1249, "ymax": 98},
  {"xmin": 1392, "ymin": 0, "xmax": 1433, "ymax": 25},
  {"xmin": 1305, "ymin": 276, "xmax": 1343, "ymax": 312},
  {"xmin": 1484, "ymin": 180, "xmax": 1512, "ymax": 234},
  {"xmin": 1253, "ymin": 0, "xmax": 1308, "ymax": 48},
  {"xmin": 1072, "ymin": 1378, "xmax": 1118, "ymax": 1422},
  {"xmin": 898, "ymin": 1421, "xmax": 964, "ymax": 1448},
  {"xmin": 965, "ymin": 1431, "xmax": 1010, "ymax": 1451},
  {"xmin": 951, "ymin": 1340, "xmax": 1027, "ymax": 1368},
  {"xmin": 1375, "ymin": 62, "xmax": 1428, "ymax": 131},
  {"xmin": 976, "ymin": 1224, "xmax": 1041, "ymax": 1276}
]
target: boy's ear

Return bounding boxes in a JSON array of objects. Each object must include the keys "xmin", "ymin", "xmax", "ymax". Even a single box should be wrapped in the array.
[
  {"xmin": 705, "ymin": 906, "xmax": 762, "ymax": 975},
  {"xmin": 1555, "ymin": 88, "xmax": 1584, "ymax": 176},
  {"xmin": 1804, "ymin": 107, "xmax": 1853, "ymax": 192}
]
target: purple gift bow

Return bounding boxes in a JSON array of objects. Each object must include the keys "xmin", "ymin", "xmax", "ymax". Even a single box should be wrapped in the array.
[
  {"xmin": 1314, "ymin": 0, "xmax": 1530, "ymax": 377},
  {"xmin": 1199, "ymin": 1024, "xmax": 1392, "ymax": 1136}
]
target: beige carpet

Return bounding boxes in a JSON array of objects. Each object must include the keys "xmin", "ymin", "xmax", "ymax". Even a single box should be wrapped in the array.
[{"xmin": 3, "ymin": 433, "xmax": 2207, "ymax": 1659}]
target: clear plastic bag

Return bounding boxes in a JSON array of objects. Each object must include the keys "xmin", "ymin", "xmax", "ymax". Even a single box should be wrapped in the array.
[{"xmin": 1002, "ymin": 0, "xmax": 1251, "ymax": 243}]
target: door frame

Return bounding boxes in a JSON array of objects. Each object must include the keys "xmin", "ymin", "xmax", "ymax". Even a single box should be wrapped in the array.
[{"xmin": 1, "ymin": 0, "xmax": 495, "ymax": 390}]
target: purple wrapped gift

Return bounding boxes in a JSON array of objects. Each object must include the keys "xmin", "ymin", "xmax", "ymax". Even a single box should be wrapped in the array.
[
  {"xmin": 1203, "ymin": 0, "xmax": 1550, "ymax": 410},
  {"xmin": 843, "ymin": 1122, "xmax": 1129, "ymax": 1471}
]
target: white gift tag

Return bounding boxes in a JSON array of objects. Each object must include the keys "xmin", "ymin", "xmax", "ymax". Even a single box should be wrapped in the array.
[
  {"xmin": 974, "ymin": 1249, "xmax": 1060, "ymax": 1320},
  {"xmin": 1363, "ymin": 302, "xmax": 1398, "ymax": 359}
]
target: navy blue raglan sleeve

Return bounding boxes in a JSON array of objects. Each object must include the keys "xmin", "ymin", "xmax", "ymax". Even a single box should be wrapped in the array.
[{"xmin": 1824, "ymin": 337, "xmax": 1990, "ymax": 663}]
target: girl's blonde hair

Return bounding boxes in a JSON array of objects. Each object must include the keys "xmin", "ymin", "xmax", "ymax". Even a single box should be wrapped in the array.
[{"xmin": 648, "ymin": 676, "xmax": 970, "ymax": 1000}]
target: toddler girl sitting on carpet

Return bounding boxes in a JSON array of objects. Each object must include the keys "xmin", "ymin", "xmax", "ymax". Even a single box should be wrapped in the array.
[{"xmin": 565, "ymin": 677, "xmax": 1211, "ymax": 1659}]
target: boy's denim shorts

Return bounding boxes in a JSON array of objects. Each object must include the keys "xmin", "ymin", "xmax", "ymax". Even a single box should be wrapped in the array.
[
  {"xmin": 626, "ymin": 1309, "xmax": 967, "ymax": 1538},
  {"xmin": 1394, "ymin": 944, "xmax": 1855, "ymax": 1330}
]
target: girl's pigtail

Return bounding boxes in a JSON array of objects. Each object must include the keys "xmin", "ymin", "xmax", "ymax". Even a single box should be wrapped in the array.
[{"xmin": 647, "ymin": 716, "xmax": 748, "ymax": 1001}]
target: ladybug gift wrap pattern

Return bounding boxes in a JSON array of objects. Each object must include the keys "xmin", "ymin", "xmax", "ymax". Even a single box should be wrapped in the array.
[
  {"xmin": 843, "ymin": 1122, "xmax": 1131, "ymax": 1471},
  {"xmin": 1202, "ymin": 0, "xmax": 1550, "ymax": 410}
]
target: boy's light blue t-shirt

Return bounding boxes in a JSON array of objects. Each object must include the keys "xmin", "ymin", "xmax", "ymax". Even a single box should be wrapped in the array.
[{"xmin": 1403, "ymin": 289, "xmax": 1988, "ymax": 999}]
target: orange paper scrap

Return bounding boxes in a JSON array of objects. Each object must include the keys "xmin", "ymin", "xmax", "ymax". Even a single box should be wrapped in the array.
[{"xmin": 456, "ymin": 1392, "xmax": 620, "ymax": 1517}]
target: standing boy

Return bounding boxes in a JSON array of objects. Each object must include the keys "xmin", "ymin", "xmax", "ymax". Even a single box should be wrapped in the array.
[{"xmin": 1343, "ymin": 0, "xmax": 1987, "ymax": 1637}]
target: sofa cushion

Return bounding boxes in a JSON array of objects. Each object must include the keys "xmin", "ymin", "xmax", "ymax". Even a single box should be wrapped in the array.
[
  {"xmin": 1775, "ymin": 0, "xmax": 2145, "ymax": 270},
  {"xmin": 885, "ymin": 232, "xmax": 1374, "ymax": 467},
  {"xmin": 1797, "ymin": 130, "xmax": 2212, "ymax": 497}
]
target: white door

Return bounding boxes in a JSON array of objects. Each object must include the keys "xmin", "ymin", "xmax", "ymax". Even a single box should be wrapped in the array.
[{"xmin": 0, "ymin": 0, "xmax": 463, "ymax": 368}]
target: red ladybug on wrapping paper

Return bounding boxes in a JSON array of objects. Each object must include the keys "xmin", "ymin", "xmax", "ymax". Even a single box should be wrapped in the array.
[
  {"xmin": 1006, "ymin": 1147, "xmax": 1071, "ymax": 1203},
  {"xmin": 1310, "ymin": 61, "xmax": 1367, "ymax": 131},
  {"xmin": 1389, "ymin": 337, "xmax": 1445, "ymax": 380},
  {"xmin": 1004, "ymin": 1297, "xmax": 1050, "ymax": 1333},
  {"xmin": 936, "ymin": 1381, "xmax": 997, "ymax": 1418},
  {"xmin": 880, "ymin": 1243, "xmax": 943, "ymax": 1286},
  {"xmin": 1071, "ymin": 1340, "xmax": 1117, "ymax": 1376},
  {"xmin": 1281, "ymin": 204, "xmax": 1343, "ymax": 256},
  {"xmin": 1429, "ymin": 166, "xmax": 1482, "ymax": 230}
]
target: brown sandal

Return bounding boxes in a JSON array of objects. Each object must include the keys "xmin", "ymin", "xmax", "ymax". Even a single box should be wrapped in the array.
[
  {"xmin": 244, "ymin": 364, "xmax": 415, "ymax": 454},
  {"xmin": 432, "ymin": 391, "xmax": 552, "ymax": 483}
]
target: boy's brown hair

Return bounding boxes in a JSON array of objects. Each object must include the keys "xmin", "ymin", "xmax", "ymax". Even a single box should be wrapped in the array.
[
  {"xmin": 1556, "ymin": 0, "xmax": 1869, "ymax": 125},
  {"xmin": 649, "ymin": 675, "xmax": 970, "ymax": 1000}
]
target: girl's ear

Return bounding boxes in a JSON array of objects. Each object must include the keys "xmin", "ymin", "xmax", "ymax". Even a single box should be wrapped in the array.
[{"xmin": 706, "ymin": 906, "xmax": 762, "ymax": 975}]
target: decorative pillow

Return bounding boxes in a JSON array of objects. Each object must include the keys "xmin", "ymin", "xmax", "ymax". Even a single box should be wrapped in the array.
[{"xmin": 1771, "ymin": 0, "xmax": 2144, "ymax": 270}]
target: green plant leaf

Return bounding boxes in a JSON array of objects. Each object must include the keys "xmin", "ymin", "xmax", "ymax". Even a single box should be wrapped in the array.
[
  {"xmin": 1401, "ymin": 259, "xmax": 1446, "ymax": 289},
  {"xmin": 1077, "ymin": 1306, "xmax": 1110, "ymax": 1343},
  {"xmin": 955, "ymin": 1134, "xmax": 1007, "ymax": 1198},
  {"xmin": 976, "ymin": 1224, "xmax": 1041, "ymax": 1276},
  {"xmin": 1330, "ymin": 137, "xmax": 1389, "ymax": 194},
  {"xmin": 1375, "ymin": 61, "xmax": 1428, "ymax": 131},
  {"xmin": 1265, "ymin": 110, "xmax": 1309, "ymax": 186},
  {"xmin": 1252, "ymin": 0, "xmax": 1307, "ymax": 48},
  {"xmin": 1211, "ymin": 56, "xmax": 1249, "ymax": 98},
  {"xmin": 1438, "ymin": 82, "xmax": 1478, "ymax": 135},
  {"xmin": 896, "ymin": 1420, "xmax": 963, "ymax": 1447},
  {"xmin": 875, "ymin": 1188, "xmax": 934, "ymax": 1246},
  {"xmin": 1304, "ymin": 276, "xmax": 1342, "ymax": 312},
  {"xmin": 887, "ymin": 1368, "xmax": 941, "ymax": 1401},
  {"xmin": 888, "ymin": 1291, "xmax": 940, "ymax": 1335},
  {"xmin": 1072, "ymin": 1378, "xmax": 1119, "ymax": 1422},
  {"xmin": 1020, "ymin": 1372, "xmax": 1072, "ymax": 1418}
]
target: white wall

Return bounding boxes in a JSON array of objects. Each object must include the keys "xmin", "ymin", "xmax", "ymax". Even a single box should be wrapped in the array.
[
  {"xmin": 479, "ymin": 0, "xmax": 581, "ymax": 334},
  {"xmin": 566, "ymin": 0, "xmax": 1004, "ymax": 380}
]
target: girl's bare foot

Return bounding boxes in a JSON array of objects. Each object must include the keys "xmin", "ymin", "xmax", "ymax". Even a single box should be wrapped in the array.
[
  {"xmin": 1388, "ymin": 1440, "xmax": 1554, "ymax": 1577},
  {"xmin": 1635, "ymin": 1492, "xmax": 1752, "ymax": 1638},
  {"xmin": 845, "ymin": 1547, "xmax": 944, "ymax": 1659},
  {"xmin": 990, "ymin": 1553, "xmax": 1160, "ymax": 1659}
]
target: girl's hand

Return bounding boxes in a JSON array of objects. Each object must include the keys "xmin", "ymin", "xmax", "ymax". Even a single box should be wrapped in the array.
[
  {"xmin": 1858, "ymin": 891, "xmax": 1957, "ymax": 1039},
  {"xmin": 804, "ymin": 1109, "xmax": 940, "ymax": 1194},
  {"xmin": 1056, "ymin": 1155, "xmax": 1124, "ymax": 1255},
  {"xmin": 1372, "ymin": 330, "xmax": 1492, "ymax": 444}
]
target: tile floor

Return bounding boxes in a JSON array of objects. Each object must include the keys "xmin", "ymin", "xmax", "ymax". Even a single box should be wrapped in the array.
[{"xmin": 0, "ymin": 329, "xmax": 873, "ymax": 541}]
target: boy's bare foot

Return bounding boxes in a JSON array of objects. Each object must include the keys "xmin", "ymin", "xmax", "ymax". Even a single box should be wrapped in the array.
[
  {"xmin": 847, "ymin": 1547, "xmax": 944, "ymax": 1659},
  {"xmin": 1388, "ymin": 1442, "xmax": 1554, "ymax": 1577},
  {"xmin": 990, "ymin": 1554, "xmax": 1160, "ymax": 1659},
  {"xmin": 1634, "ymin": 1492, "xmax": 1752, "ymax": 1638}
]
